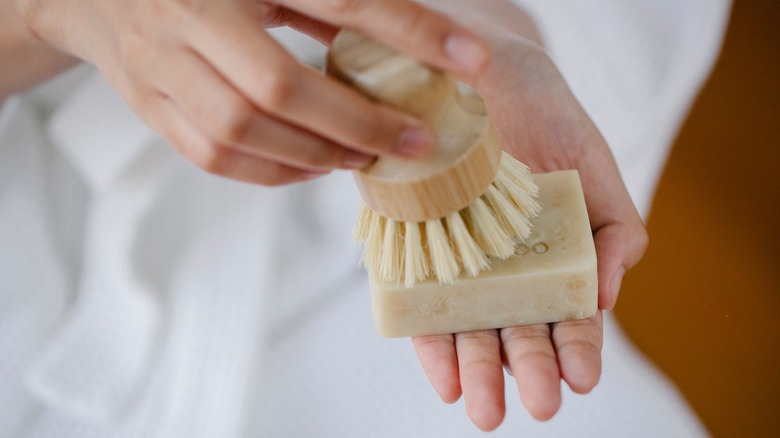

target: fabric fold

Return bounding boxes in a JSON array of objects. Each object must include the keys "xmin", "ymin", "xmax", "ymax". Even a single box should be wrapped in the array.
[
  {"xmin": 26, "ymin": 75, "xmax": 175, "ymax": 421},
  {"xmin": 45, "ymin": 72, "xmax": 155, "ymax": 192}
]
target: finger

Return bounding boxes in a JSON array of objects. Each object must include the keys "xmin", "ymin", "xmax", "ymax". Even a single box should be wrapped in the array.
[
  {"xmin": 141, "ymin": 93, "xmax": 329, "ymax": 186},
  {"xmin": 455, "ymin": 330, "xmax": 505, "ymax": 431},
  {"xmin": 578, "ymin": 135, "xmax": 648, "ymax": 309},
  {"xmin": 187, "ymin": 9, "xmax": 435, "ymax": 159},
  {"xmin": 276, "ymin": 0, "xmax": 490, "ymax": 75},
  {"xmin": 593, "ymin": 221, "xmax": 648, "ymax": 309},
  {"xmin": 551, "ymin": 312, "xmax": 603, "ymax": 394},
  {"xmin": 411, "ymin": 334, "xmax": 461, "ymax": 404},
  {"xmin": 500, "ymin": 324, "xmax": 561, "ymax": 421},
  {"xmin": 260, "ymin": 5, "xmax": 339, "ymax": 45},
  {"xmin": 155, "ymin": 47, "xmax": 375, "ymax": 171}
]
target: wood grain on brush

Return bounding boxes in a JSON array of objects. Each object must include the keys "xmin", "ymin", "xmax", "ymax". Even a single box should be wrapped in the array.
[{"xmin": 327, "ymin": 30, "xmax": 501, "ymax": 222}]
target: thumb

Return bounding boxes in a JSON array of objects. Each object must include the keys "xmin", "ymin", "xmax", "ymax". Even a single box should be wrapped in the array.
[{"xmin": 593, "ymin": 220, "xmax": 648, "ymax": 310}]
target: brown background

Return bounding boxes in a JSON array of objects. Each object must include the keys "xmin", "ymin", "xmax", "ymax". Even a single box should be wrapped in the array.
[{"xmin": 614, "ymin": 1, "xmax": 780, "ymax": 437}]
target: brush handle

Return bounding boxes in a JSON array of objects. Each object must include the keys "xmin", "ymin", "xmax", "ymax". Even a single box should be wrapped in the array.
[{"xmin": 327, "ymin": 30, "xmax": 501, "ymax": 222}]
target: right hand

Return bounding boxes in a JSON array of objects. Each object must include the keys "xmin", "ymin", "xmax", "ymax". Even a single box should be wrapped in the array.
[{"xmin": 15, "ymin": 0, "xmax": 490, "ymax": 185}]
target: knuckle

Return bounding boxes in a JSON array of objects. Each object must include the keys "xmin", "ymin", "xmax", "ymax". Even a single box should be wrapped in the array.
[
  {"xmin": 255, "ymin": 67, "xmax": 296, "ymax": 110},
  {"xmin": 184, "ymin": 137, "xmax": 233, "ymax": 176},
  {"xmin": 559, "ymin": 338, "xmax": 600, "ymax": 356},
  {"xmin": 301, "ymin": 152, "xmax": 331, "ymax": 169},
  {"xmin": 500, "ymin": 325, "xmax": 550, "ymax": 347},
  {"xmin": 117, "ymin": 24, "xmax": 146, "ymax": 69},
  {"xmin": 553, "ymin": 322, "xmax": 602, "ymax": 353},
  {"xmin": 15, "ymin": 0, "xmax": 46, "ymax": 37},
  {"xmin": 183, "ymin": 134, "xmax": 303, "ymax": 187},
  {"xmin": 455, "ymin": 330, "xmax": 501, "ymax": 350},
  {"xmin": 455, "ymin": 330, "xmax": 499, "ymax": 343},
  {"xmin": 117, "ymin": 8, "xmax": 164, "ymax": 75},
  {"xmin": 191, "ymin": 142, "xmax": 230, "ymax": 175},
  {"xmin": 412, "ymin": 335, "xmax": 452, "ymax": 351},
  {"xmin": 461, "ymin": 358, "xmax": 502, "ymax": 373},
  {"xmin": 213, "ymin": 101, "xmax": 255, "ymax": 145}
]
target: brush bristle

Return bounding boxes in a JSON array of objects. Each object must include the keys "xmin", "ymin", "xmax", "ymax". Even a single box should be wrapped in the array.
[
  {"xmin": 355, "ymin": 152, "xmax": 540, "ymax": 286},
  {"xmin": 354, "ymin": 203, "xmax": 374, "ymax": 243},
  {"xmin": 356, "ymin": 205, "xmax": 382, "ymax": 271},
  {"xmin": 495, "ymin": 157, "xmax": 541, "ymax": 218},
  {"xmin": 447, "ymin": 211, "xmax": 490, "ymax": 277},
  {"xmin": 403, "ymin": 221, "xmax": 429, "ymax": 287},
  {"xmin": 379, "ymin": 219, "xmax": 403, "ymax": 283},
  {"xmin": 464, "ymin": 197, "xmax": 515, "ymax": 259},
  {"xmin": 425, "ymin": 219, "xmax": 460, "ymax": 284}
]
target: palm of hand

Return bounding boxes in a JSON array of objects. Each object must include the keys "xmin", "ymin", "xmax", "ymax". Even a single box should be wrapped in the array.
[{"xmin": 412, "ymin": 38, "xmax": 647, "ymax": 431}]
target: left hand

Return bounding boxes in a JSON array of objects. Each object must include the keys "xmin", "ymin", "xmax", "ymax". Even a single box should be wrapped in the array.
[{"xmin": 409, "ymin": 4, "xmax": 648, "ymax": 431}]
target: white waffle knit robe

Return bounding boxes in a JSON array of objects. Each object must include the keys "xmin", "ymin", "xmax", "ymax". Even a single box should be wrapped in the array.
[{"xmin": 0, "ymin": 1, "xmax": 730, "ymax": 436}]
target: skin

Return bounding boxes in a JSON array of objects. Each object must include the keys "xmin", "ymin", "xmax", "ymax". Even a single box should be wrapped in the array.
[
  {"xmin": 3, "ymin": 0, "xmax": 648, "ymax": 432},
  {"xmin": 411, "ymin": 2, "xmax": 648, "ymax": 431},
  {"xmin": 6, "ymin": 0, "xmax": 491, "ymax": 184}
]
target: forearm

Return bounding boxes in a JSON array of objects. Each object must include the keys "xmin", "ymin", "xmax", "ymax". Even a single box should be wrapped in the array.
[{"xmin": 0, "ymin": 1, "xmax": 78, "ymax": 102}]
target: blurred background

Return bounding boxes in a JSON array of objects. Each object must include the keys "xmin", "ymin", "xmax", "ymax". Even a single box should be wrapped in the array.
[{"xmin": 614, "ymin": 1, "xmax": 780, "ymax": 436}]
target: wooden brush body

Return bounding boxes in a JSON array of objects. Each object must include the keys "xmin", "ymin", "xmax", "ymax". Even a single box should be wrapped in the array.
[
  {"xmin": 328, "ymin": 30, "xmax": 540, "ymax": 286},
  {"xmin": 327, "ymin": 30, "xmax": 501, "ymax": 222}
]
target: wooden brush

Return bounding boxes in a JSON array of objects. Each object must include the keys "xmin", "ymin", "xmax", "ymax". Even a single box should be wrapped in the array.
[{"xmin": 327, "ymin": 30, "xmax": 540, "ymax": 287}]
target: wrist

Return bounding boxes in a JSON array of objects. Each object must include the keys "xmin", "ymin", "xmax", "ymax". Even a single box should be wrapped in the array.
[
  {"xmin": 14, "ymin": 0, "xmax": 76, "ymax": 53},
  {"xmin": 1, "ymin": 0, "xmax": 79, "ymax": 99}
]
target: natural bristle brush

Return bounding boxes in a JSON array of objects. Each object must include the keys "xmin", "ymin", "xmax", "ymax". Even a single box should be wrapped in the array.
[{"xmin": 327, "ymin": 30, "xmax": 541, "ymax": 287}]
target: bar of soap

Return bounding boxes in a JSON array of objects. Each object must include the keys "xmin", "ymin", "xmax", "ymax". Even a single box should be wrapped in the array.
[{"xmin": 369, "ymin": 170, "xmax": 598, "ymax": 338}]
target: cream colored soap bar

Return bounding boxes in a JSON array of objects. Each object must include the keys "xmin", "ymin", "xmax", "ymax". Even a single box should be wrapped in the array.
[{"xmin": 369, "ymin": 170, "xmax": 598, "ymax": 338}]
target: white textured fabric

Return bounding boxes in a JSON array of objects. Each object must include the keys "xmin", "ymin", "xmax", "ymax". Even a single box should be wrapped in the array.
[{"xmin": 0, "ymin": 2, "xmax": 729, "ymax": 436}]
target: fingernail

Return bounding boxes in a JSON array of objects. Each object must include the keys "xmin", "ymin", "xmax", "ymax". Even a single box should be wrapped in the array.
[
  {"xmin": 395, "ymin": 125, "xmax": 434, "ymax": 158},
  {"xmin": 445, "ymin": 34, "xmax": 490, "ymax": 73},
  {"xmin": 610, "ymin": 267, "xmax": 625, "ymax": 303},
  {"xmin": 343, "ymin": 150, "xmax": 375, "ymax": 169}
]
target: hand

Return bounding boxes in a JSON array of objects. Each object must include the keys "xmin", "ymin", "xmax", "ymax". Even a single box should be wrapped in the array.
[
  {"xmin": 411, "ymin": 7, "xmax": 648, "ymax": 431},
  {"xmin": 14, "ymin": 0, "xmax": 491, "ymax": 185},
  {"xmin": 0, "ymin": 2, "xmax": 78, "ymax": 102}
]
